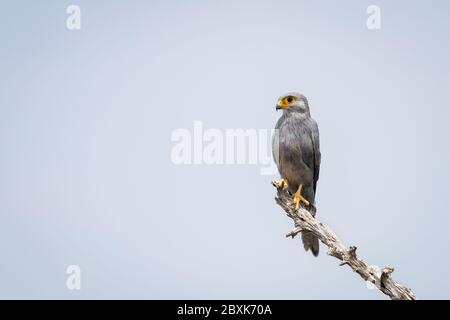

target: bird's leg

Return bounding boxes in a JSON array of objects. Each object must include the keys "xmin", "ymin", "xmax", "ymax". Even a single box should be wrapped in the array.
[
  {"xmin": 293, "ymin": 184, "xmax": 310, "ymax": 209},
  {"xmin": 273, "ymin": 178, "xmax": 289, "ymax": 190}
]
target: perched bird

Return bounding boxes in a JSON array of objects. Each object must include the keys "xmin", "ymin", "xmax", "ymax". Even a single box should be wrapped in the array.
[{"xmin": 272, "ymin": 92, "xmax": 321, "ymax": 256}]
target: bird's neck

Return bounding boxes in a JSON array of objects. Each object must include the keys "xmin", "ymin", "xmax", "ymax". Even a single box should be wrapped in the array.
[{"xmin": 284, "ymin": 111, "xmax": 309, "ymax": 122}]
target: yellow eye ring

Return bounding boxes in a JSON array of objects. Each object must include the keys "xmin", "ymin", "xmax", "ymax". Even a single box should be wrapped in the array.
[{"xmin": 278, "ymin": 96, "xmax": 297, "ymax": 108}]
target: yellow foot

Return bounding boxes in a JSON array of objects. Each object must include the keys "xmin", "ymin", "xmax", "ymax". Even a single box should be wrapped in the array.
[
  {"xmin": 273, "ymin": 178, "xmax": 289, "ymax": 190},
  {"xmin": 293, "ymin": 184, "xmax": 310, "ymax": 209}
]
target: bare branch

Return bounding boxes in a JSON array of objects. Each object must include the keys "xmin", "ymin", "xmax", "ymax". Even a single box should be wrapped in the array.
[{"xmin": 272, "ymin": 180, "xmax": 416, "ymax": 300}]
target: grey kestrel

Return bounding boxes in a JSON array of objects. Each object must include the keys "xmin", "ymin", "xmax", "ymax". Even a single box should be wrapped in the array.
[{"xmin": 272, "ymin": 92, "xmax": 321, "ymax": 256}]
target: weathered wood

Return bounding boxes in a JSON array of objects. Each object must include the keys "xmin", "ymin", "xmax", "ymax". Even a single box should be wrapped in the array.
[{"xmin": 272, "ymin": 180, "xmax": 416, "ymax": 300}]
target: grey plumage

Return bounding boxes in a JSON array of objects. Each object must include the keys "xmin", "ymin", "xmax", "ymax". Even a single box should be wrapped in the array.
[{"xmin": 272, "ymin": 92, "xmax": 321, "ymax": 257}]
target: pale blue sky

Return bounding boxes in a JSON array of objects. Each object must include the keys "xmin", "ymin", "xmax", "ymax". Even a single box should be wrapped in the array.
[{"xmin": 0, "ymin": 0, "xmax": 449, "ymax": 299}]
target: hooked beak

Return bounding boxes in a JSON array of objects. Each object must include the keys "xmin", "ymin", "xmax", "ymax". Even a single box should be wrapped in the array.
[{"xmin": 276, "ymin": 99, "xmax": 283, "ymax": 111}]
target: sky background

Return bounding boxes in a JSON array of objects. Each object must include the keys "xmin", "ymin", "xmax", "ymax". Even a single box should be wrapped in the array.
[{"xmin": 1, "ymin": 0, "xmax": 449, "ymax": 299}]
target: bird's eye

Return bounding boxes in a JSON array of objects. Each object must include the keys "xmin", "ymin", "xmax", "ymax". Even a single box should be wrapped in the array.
[{"xmin": 285, "ymin": 96, "xmax": 296, "ymax": 104}]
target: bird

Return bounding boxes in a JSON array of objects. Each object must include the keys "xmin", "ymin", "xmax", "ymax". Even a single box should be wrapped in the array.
[{"xmin": 272, "ymin": 92, "xmax": 321, "ymax": 256}]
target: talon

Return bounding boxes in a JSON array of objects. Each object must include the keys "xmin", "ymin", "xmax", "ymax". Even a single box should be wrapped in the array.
[
  {"xmin": 274, "ymin": 178, "xmax": 289, "ymax": 190},
  {"xmin": 293, "ymin": 184, "xmax": 310, "ymax": 209}
]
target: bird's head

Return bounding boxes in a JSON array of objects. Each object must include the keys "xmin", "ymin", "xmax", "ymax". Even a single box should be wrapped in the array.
[{"xmin": 276, "ymin": 92, "xmax": 310, "ymax": 116}]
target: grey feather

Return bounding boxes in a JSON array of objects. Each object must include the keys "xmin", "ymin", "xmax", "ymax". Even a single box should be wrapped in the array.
[{"xmin": 272, "ymin": 92, "xmax": 321, "ymax": 256}]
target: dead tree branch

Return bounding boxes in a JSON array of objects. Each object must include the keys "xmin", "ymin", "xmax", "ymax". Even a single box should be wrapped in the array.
[{"xmin": 272, "ymin": 180, "xmax": 416, "ymax": 300}]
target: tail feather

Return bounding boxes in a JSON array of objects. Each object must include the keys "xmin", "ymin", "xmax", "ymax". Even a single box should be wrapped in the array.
[{"xmin": 301, "ymin": 231, "xmax": 319, "ymax": 257}]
